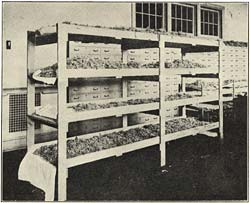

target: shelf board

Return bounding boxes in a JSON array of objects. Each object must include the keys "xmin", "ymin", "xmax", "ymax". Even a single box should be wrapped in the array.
[
  {"xmin": 163, "ymin": 122, "xmax": 219, "ymax": 142},
  {"xmin": 65, "ymin": 24, "xmax": 159, "ymax": 41},
  {"xmin": 28, "ymin": 113, "xmax": 58, "ymax": 128},
  {"xmin": 223, "ymin": 96, "xmax": 234, "ymax": 102},
  {"xmin": 65, "ymin": 102, "xmax": 159, "ymax": 122},
  {"xmin": 64, "ymin": 68, "xmax": 159, "ymax": 78},
  {"xmin": 189, "ymin": 103, "xmax": 219, "ymax": 110},
  {"xmin": 67, "ymin": 136, "xmax": 159, "ymax": 168},
  {"xmin": 68, "ymin": 120, "xmax": 160, "ymax": 141},
  {"xmin": 164, "ymin": 94, "xmax": 219, "ymax": 107},
  {"xmin": 163, "ymin": 68, "xmax": 218, "ymax": 75},
  {"xmin": 161, "ymin": 34, "xmax": 219, "ymax": 47}
]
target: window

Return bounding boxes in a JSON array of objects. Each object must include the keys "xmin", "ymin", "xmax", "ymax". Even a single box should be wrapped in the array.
[
  {"xmin": 201, "ymin": 8, "xmax": 220, "ymax": 36},
  {"xmin": 136, "ymin": 3, "xmax": 163, "ymax": 29},
  {"xmin": 171, "ymin": 4, "xmax": 194, "ymax": 34}
]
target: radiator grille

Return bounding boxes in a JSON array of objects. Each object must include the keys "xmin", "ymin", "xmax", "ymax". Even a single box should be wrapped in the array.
[{"xmin": 9, "ymin": 93, "xmax": 41, "ymax": 133}]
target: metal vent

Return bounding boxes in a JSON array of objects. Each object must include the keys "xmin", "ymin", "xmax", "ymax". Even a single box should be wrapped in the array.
[{"xmin": 9, "ymin": 93, "xmax": 41, "ymax": 133}]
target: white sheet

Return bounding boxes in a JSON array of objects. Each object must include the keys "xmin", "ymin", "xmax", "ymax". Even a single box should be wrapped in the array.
[{"xmin": 18, "ymin": 146, "xmax": 56, "ymax": 201}]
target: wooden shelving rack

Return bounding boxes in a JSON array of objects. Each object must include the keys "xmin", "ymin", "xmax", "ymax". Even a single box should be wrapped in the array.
[{"xmin": 27, "ymin": 23, "xmax": 223, "ymax": 200}]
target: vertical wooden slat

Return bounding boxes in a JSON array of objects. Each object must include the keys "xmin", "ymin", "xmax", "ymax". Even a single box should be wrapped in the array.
[
  {"xmin": 57, "ymin": 23, "xmax": 68, "ymax": 201},
  {"xmin": 122, "ymin": 78, "xmax": 128, "ymax": 127},
  {"xmin": 159, "ymin": 35, "xmax": 166, "ymax": 167},
  {"xmin": 27, "ymin": 31, "xmax": 36, "ymax": 150},
  {"xmin": 181, "ymin": 77, "xmax": 186, "ymax": 117},
  {"xmin": 218, "ymin": 40, "xmax": 224, "ymax": 142}
]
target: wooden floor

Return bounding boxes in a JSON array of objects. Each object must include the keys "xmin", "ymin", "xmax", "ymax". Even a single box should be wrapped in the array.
[{"xmin": 2, "ymin": 99, "xmax": 247, "ymax": 200}]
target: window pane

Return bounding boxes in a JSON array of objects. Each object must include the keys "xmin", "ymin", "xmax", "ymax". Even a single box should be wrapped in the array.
[
  {"xmin": 214, "ymin": 12, "xmax": 218, "ymax": 24},
  {"xmin": 188, "ymin": 21, "xmax": 193, "ymax": 33},
  {"xmin": 209, "ymin": 24, "xmax": 213, "ymax": 35},
  {"xmin": 209, "ymin": 12, "xmax": 213, "ymax": 23},
  {"xmin": 188, "ymin": 7, "xmax": 193, "ymax": 20},
  {"xmin": 172, "ymin": 4, "xmax": 176, "ymax": 17},
  {"xmin": 182, "ymin": 6, "xmax": 187, "ymax": 19},
  {"xmin": 157, "ymin": 3, "xmax": 163, "ymax": 15},
  {"xmin": 150, "ymin": 3, "xmax": 155, "ymax": 14},
  {"xmin": 182, "ymin": 20, "xmax": 187, "ymax": 32},
  {"xmin": 204, "ymin": 10, "xmax": 208, "ymax": 22},
  {"xmin": 136, "ymin": 3, "xmax": 142, "ymax": 13},
  {"xmin": 201, "ymin": 10, "xmax": 204, "ymax": 22},
  {"xmin": 214, "ymin": 24, "xmax": 218, "ymax": 36},
  {"xmin": 150, "ymin": 15, "xmax": 156, "ymax": 29},
  {"xmin": 201, "ymin": 22, "xmax": 204, "ymax": 34},
  {"xmin": 177, "ymin": 5, "xmax": 181, "ymax": 18},
  {"xmin": 205, "ymin": 23, "xmax": 208, "ymax": 34},
  {"xmin": 143, "ymin": 3, "xmax": 149, "ymax": 13},
  {"xmin": 136, "ymin": 13, "xmax": 142, "ymax": 28},
  {"xmin": 143, "ymin": 14, "xmax": 149, "ymax": 28},
  {"xmin": 157, "ymin": 16, "xmax": 163, "ymax": 29},
  {"xmin": 172, "ymin": 19, "xmax": 176, "ymax": 31},
  {"xmin": 177, "ymin": 19, "xmax": 181, "ymax": 31}
]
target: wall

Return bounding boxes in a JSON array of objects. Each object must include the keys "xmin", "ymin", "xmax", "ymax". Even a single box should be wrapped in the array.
[{"xmin": 3, "ymin": 2, "xmax": 132, "ymax": 89}]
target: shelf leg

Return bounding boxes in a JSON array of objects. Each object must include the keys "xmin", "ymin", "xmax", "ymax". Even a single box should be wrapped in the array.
[
  {"xmin": 27, "ymin": 31, "xmax": 36, "ymax": 150},
  {"xmin": 160, "ymin": 143, "xmax": 166, "ymax": 167},
  {"xmin": 218, "ymin": 42, "xmax": 224, "ymax": 143},
  {"xmin": 122, "ymin": 78, "xmax": 128, "ymax": 127},
  {"xmin": 57, "ymin": 23, "xmax": 69, "ymax": 201},
  {"xmin": 159, "ymin": 36, "xmax": 166, "ymax": 167}
]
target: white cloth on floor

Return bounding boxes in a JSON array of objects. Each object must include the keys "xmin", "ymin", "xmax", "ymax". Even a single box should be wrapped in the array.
[{"xmin": 18, "ymin": 146, "xmax": 56, "ymax": 201}]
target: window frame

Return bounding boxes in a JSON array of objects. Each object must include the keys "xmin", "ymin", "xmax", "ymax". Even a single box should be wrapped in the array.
[
  {"xmin": 200, "ymin": 7, "xmax": 221, "ymax": 38},
  {"xmin": 170, "ymin": 3, "xmax": 195, "ymax": 35},
  {"xmin": 135, "ymin": 2, "xmax": 165, "ymax": 30}
]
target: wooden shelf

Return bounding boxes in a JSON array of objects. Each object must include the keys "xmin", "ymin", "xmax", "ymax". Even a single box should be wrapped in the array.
[
  {"xmin": 163, "ymin": 68, "xmax": 218, "ymax": 75},
  {"xmin": 163, "ymin": 122, "xmax": 219, "ymax": 142},
  {"xmin": 65, "ymin": 102, "xmax": 159, "ymax": 122},
  {"xmin": 67, "ymin": 136, "xmax": 159, "ymax": 168},
  {"xmin": 164, "ymin": 94, "xmax": 219, "ymax": 107},
  {"xmin": 28, "ymin": 114, "xmax": 58, "ymax": 128},
  {"xmin": 64, "ymin": 68, "xmax": 159, "ymax": 79}
]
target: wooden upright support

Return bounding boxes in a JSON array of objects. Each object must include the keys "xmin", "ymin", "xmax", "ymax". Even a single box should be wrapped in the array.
[
  {"xmin": 122, "ymin": 78, "xmax": 128, "ymax": 127},
  {"xmin": 27, "ymin": 31, "xmax": 36, "ymax": 150},
  {"xmin": 181, "ymin": 77, "xmax": 187, "ymax": 117},
  {"xmin": 57, "ymin": 23, "xmax": 68, "ymax": 201},
  {"xmin": 218, "ymin": 40, "xmax": 224, "ymax": 142},
  {"xmin": 159, "ymin": 35, "xmax": 166, "ymax": 167}
]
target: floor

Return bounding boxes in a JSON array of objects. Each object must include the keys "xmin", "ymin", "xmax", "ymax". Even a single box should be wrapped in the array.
[{"xmin": 2, "ymin": 98, "xmax": 247, "ymax": 201}]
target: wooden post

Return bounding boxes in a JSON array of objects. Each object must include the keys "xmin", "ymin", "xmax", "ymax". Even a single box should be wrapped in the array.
[
  {"xmin": 57, "ymin": 23, "xmax": 68, "ymax": 201},
  {"xmin": 159, "ymin": 35, "xmax": 166, "ymax": 167},
  {"xmin": 181, "ymin": 77, "xmax": 186, "ymax": 117},
  {"xmin": 218, "ymin": 40, "xmax": 224, "ymax": 142},
  {"xmin": 27, "ymin": 31, "xmax": 36, "ymax": 150},
  {"xmin": 122, "ymin": 78, "xmax": 128, "ymax": 127}
]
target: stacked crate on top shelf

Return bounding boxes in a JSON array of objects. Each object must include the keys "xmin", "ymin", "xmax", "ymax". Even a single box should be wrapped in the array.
[
  {"xmin": 123, "ymin": 48, "xmax": 159, "ymax": 64},
  {"xmin": 221, "ymin": 42, "xmax": 248, "ymax": 97}
]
